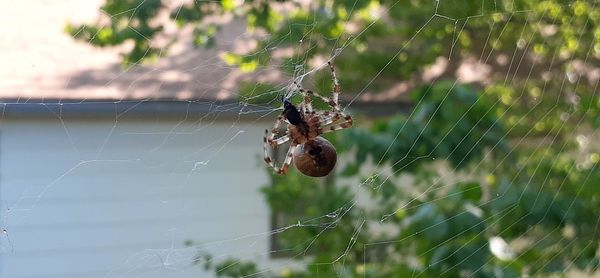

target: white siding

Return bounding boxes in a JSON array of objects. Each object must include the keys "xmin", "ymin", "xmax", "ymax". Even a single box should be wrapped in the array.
[{"xmin": 0, "ymin": 118, "xmax": 278, "ymax": 277}]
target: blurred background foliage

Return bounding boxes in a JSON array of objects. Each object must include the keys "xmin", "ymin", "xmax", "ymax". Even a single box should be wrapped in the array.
[{"xmin": 70, "ymin": 0, "xmax": 600, "ymax": 277}]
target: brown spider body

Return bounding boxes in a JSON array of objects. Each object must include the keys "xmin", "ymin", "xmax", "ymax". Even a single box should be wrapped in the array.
[
  {"xmin": 288, "ymin": 114, "xmax": 320, "ymax": 145},
  {"xmin": 263, "ymin": 61, "xmax": 353, "ymax": 177}
]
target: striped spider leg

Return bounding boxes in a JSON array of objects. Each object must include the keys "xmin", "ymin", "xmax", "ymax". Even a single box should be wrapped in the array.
[
  {"xmin": 316, "ymin": 110, "xmax": 353, "ymax": 135},
  {"xmin": 311, "ymin": 61, "xmax": 353, "ymax": 134},
  {"xmin": 294, "ymin": 81, "xmax": 314, "ymax": 114},
  {"xmin": 303, "ymin": 61, "xmax": 343, "ymax": 112},
  {"xmin": 264, "ymin": 115, "xmax": 296, "ymax": 175}
]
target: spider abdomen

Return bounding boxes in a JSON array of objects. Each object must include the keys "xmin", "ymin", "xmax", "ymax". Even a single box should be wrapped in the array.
[{"xmin": 293, "ymin": 137, "xmax": 337, "ymax": 177}]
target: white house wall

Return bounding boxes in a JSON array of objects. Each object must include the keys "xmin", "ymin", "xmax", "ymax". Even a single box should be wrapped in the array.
[{"xmin": 0, "ymin": 118, "xmax": 280, "ymax": 277}]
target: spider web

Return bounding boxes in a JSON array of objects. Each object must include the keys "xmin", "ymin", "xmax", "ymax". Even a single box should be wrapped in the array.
[{"xmin": 0, "ymin": 0, "xmax": 598, "ymax": 277}]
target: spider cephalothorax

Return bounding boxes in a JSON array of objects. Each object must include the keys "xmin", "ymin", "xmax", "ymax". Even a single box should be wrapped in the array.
[{"xmin": 263, "ymin": 61, "xmax": 353, "ymax": 177}]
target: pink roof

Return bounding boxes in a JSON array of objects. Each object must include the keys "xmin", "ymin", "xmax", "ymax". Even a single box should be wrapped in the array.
[
  {"xmin": 1, "ymin": 1, "xmax": 503, "ymax": 104},
  {"xmin": 0, "ymin": 0, "xmax": 282, "ymax": 102}
]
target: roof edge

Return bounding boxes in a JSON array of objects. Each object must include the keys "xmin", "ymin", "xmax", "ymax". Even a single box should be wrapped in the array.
[{"xmin": 0, "ymin": 99, "xmax": 411, "ymax": 120}]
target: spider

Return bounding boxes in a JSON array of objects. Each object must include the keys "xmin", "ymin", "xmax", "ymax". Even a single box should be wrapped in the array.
[{"xmin": 263, "ymin": 61, "xmax": 353, "ymax": 177}]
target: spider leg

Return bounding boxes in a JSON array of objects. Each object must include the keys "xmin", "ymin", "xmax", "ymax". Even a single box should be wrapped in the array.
[
  {"xmin": 316, "ymin": 111, "xmax": 341, "ymax": 126},
  {"xmin": 263, "ymin": 132, "xmax": 297, "ymax": 175},
  {"xmin": 320, "ymin": 61, "xmax": 353, "ymax": 134},
  {"xmin": 263, "ymin": 131, "xmax": 273, "ymax": 165},
  {"xmin": 294, "ymin": 61, "xmax": 343, "ymax": 114},
  {"xmin": 294, "ymin": 81, "xmax": 313, "ymax": 114},
  {"xmin": 317, "ymin": 111, "xmax": 353, "ymax": 135},
  {"xmin": 319, "ymin": 116, "xmax": 335, "ymax": 126},
  {"xmin": 264, "ymin": 114, "xmax": 292, "ymax": 170},
  {"xmin": 277, "ymin": 144, "xmax": 297, "ymax": 175},
  {"xmin": 268, "ymin": 135, "xmax": 290, "ymax": 146},
  {"xmin": 263, "ymin": 114, "xmax": 296, "ymax": 174},
  {"xmin": 303, "ymin": 61, "xmax": 343, "ymax": 112},
  {"xmin": 266, "ymin": 115, "xmax": 287, "ymax": 143},
  {"xmin": 306, "ymin": 90, "xmax": 339, "ymax": 112},
  {"xmin": 328, "ymin": 61, "xmax": 340, "ymax": 106},
  {"xmin": 264, "ymin": 129, "xmax": 287, "ymax": 170},
  {"xmin": 319, "ymin": 121, "xmax": 352, "ymax": 134},
  {"xmin": 314, "ymin": 108, "xmax": 347, "ymax": 126}
]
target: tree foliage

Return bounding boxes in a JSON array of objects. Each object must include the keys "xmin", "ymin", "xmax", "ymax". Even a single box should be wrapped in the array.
[{"xmin": 70, "ymin": 0, "xmax": 600, "ymax": 277}]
